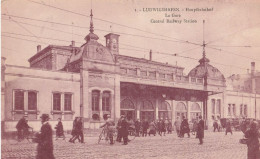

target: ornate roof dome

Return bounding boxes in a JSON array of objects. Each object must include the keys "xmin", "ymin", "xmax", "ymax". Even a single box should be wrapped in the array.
[
  {"xmin": 84, "ymin": 9, "xmax": 99, "ymax": 42},
  {"xmin": 188, "ymin": 57, "xmax": 225, "ymax": 81}
]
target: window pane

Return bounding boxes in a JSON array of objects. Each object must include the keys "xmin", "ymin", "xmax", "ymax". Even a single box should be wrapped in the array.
[
  {"xmin": 244, "ymin": 105, "xmax": 247, "ymax": 116},
  {"xmin": 64, "ymin": 94, "xmax": 72, "ymax": 111},
  {"xmin": 15, "ymin": 90, "xmax": 24, "ymax": 110},
  {"xmin": 212, "ymin": 99, "xmax": 215, "ymax": 114},
  {"xmin": 28, "ymin": 91, "xmax": 37, "ymax": 110},
  {"xmin": 232, "ymin": 104, "xmax": 236, "ymax": 116},
  {"xmin": 102, "ymin": 92, "xmax": 110, "ymax": 111},
  {"xmin": 92, "ymin": 91, "xmax": 99, "ymax": 111},
  {"xmin": 216, "ymin": 100, "xmax": 221, "ymax": 114},
  {"xmin": 53, "ymin": 93, "xmax": 61, "ymax": 111}
]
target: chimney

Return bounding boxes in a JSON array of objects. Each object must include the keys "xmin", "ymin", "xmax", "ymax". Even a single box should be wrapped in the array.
[
  {"xmin": 251, "ymin": 62, "xmax": 255, "ymax": 75},
  {"xmin": 71, "ymin": 41, "xmax": 75, "ymax": 47},
  {"xmin": 149, "ymin": 50, "xmax": 152, "ymax": 61},
  {"xmin": 37, "ymin": 45, "xmax": 41, "ymax": 52}
]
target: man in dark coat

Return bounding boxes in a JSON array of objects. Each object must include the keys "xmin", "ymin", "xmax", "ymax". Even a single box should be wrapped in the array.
[
  {"xmin": 69, "ymin": 117, "xmax": 78, "ymax": 142},
  {"xmin": 120, "ymin": 116, "xmax": 129, "ymax": 145},
  {"xmin": 225, "ymin": 119, "xmax": 233, "ymax": 135},
  {"xmin": 70, "ymin": 117, "xmax": 84, "ymax": 143},
  {"xmin": 180, "ymin": 117, "xmax": 190, "ymax": 138},
  {"xmin": 197, "ymin": 115, "xmax": 204, "ymax": 145},
  {"xmin": 245, "ymin": 121, "xmax": 260, "ymax": 159},
  {"xmin": 16, "ymin": 116, "xmax": 27, "ymax": 141},
  {"xmin": 142, "ymin": 120, "xmax": 149, "ymax": 137},
  {"xmin": 116, "ymin": 115, "xmax": 124, "ymax": 142},
  {"xmin": 55, "ymin": 118, "xmax": 65, "ymax": 140},
  {"xmin": 135, "ymin": 119, "xmax": 141, "ymax": 137},
  {"xmin": 36, "ymin": 114, "xmax": 54, "ymax": 159}
]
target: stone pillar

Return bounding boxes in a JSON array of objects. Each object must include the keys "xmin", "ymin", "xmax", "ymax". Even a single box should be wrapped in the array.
[
  {"xmin": 99, "ymin": 92, "xmax": 103, "ymax": 120},
  {"xmin": 61, "ymin": 93, "xmax": 64, "ymax": 120},
  {"xmin": 114, "ymin": 75, "xmax": 121, "ymax": 120},
  {"xmin": 187, "ymin": 101, "xmax": 191, "ymax": 121},
  {"xmin": 24, "ymin": 91, "xmax": 28, "ymax": 116},
  {"xmin": 136, "ymin": 104, "xmax": 140, "ymax": 120},
  {"xmin": 155, "ymin": 99, "xmax": 159, "ymax": 120}
]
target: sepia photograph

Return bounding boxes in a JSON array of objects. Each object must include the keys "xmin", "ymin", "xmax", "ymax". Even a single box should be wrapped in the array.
[{"xmin": 1, "ymin": 0, "xmax": 260, "ymax": 158}]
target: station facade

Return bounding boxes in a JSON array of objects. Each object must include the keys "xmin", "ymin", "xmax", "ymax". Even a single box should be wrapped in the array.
[{"xmin": 1, "ymin": 11, "xmax": 260, "ymax": 132}]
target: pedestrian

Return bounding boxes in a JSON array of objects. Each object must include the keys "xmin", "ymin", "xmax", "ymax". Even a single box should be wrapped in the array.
[
  {"xmin": 174, "ymin": 117, "xmax": 181, "ymax": 137},
  {"xmin": 78, "ymin": 117, "xmax": 84, "ymax": 143},
  {"xmin": 121, "ymin": 116, "xmax": 129, "ymax": 145},
  {"xmin": 213, "ymin": 120, "xmax": 219, "ymax": 132},
  {"xmin": 167, "ymin": 119, "xmax": 172, "ymax": 134},
  {"xmin": 135, "ymin": 119, "xmax": 141, "ymax": 137},
  {"xmin": 197, "ymin": 115, "xmax": 204, "ymax": 145},
  {"xmin": 69, "ymin": 117, "xmax": 78, "ymax": 142},
  {"xmin": 16, "ymin": 116, "xmax": 27, "ymax": 141},
  {"xmin": 69, "ymin": 117, "xmax": 82, "ymax": 143},
  {"xmin": 157, "ymin": 119, "xmax": 162, "ymax": 136},
  {"xmin": 100, "ymin": 114, "xmax": 116, "ymax": 145},
  {"xmin": 241, "ymin": 117, "xmax": 247, "ymax": 134},
  {"xmin": 161, "ymin": 119, "xmax": 166, "ymax": 136},
  {"xmin": 55, "ymin": 118, "xmax": 65, "ymax": 140},
  {"xmin": 225, "ymin": 119, "xmax": 232, "ymax": 135},
  {"xmin": 142, "ymin": 120, "xmax": 149, "ymax": 137},
  {"xmin": 148, "ymin": 120, "xmax": 156, "ymax": 136},
  {"xmin": 244, "ymin": 121, "xmax": 260, "ymax": 159},
  {"xmin": 180, "ymin": 117, "xmax": 190, "ymax": 138},
  {"xmin": 116, "ymin": 115, "xmax": 124, "ymax": 142},
  {"xmin": 35, "ymin": 114, "xmax": 54, "ymax": 159}
]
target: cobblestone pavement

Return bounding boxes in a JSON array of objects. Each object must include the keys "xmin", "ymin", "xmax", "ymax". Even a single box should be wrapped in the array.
[{"xmin": 1, "ymin": 130, "xmax": 248, "ymax": 159}]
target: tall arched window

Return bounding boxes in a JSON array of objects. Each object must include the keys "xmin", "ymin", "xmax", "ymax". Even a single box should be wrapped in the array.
[
  {"xmin": 92, "ymin": 90, "xmax": 100, "ymax": 111},
  {"xmin": 190, "ymin": 103, "xmax": 201, "ymax": 121},
  {"xmin": 102, "ymin": 91, "xmax": 110, "ymax": 111},
  {"xmin": 159, "ymin": 101, "xmax": 172, "ymax": 120}
]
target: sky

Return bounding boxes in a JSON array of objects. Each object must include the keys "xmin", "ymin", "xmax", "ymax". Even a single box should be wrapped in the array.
[{"xmin": 1, "ymin": 0, "xmax": 260, "ymax": 77}]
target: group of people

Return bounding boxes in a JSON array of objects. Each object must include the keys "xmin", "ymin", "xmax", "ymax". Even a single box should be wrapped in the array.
[
  {"xmin": 69, "ymin": 117, "xmax": 84, "ymax": 143},
  {"xmin": 174, "ymin": 116, "xmax": 205, "ymax": 144},
  {"xmin": 16, "ymin": 113, "xmax": 260, "ymax": 159},
  {"xmin": 133, "ymin": 118, "xmax": 172, "ymax": 137}
]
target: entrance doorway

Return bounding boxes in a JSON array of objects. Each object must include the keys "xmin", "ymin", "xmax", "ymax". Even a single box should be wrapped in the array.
[
  {"xmin": 158, "ymin": 101, "xmax": 172, "ymax": 120},
  {"xmin": 120, "ymin": 99, "xmax": 136, "ymax": 120},
  {"xmin": 190, "ymin": 102, "xmax": 201, "ymax": 122},
  {"xmin": 120, "ymin": 110, "xmax": 135, "ymax": 119},
  {"xmin": 176, "ymin": 102, "xmax": 187, "ymax": 121},
  {"xmin": 140, "ymin": 100, "xmax": 154, "ymax": 122}
]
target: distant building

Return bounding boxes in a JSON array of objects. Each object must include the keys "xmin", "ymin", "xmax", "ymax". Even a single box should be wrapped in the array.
[{"xmin": 1, "ymin": 10, "xmax": 259, "ymax": 133}]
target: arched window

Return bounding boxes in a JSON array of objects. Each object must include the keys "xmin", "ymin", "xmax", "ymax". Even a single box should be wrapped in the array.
[
  {"xmin": 140, "ymin": 100, "xmax": 154, "ymax": 111},
  {"xmin": 191, "ymin": 103, "xmax": 201, "ymax": 112},
  {"xmin": 159, "ymin": 101, "xmax": 171, "ymax": 111},
  {"xmin": 92, "ymin": 90, "xmax": 100, "ymax": 111},
  {"xmin": 176, "ymin": 102, "xmax": 187, "ymax": 112},
  {"xmin": 121, "ymin": 99, "xmax": 135, "ymax": 110},
  {"xmin": 102, "ymin": 91, "xmax": 110, "ymax": 111},
  {"xmin": 159, "ymin": 101, "xmax": 172, "ymax": 120}
]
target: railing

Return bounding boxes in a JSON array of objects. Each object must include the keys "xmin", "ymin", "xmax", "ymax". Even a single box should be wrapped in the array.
[{"xmin": 120, "ymin": 67, "xmax": 204, "ymax": 85}]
